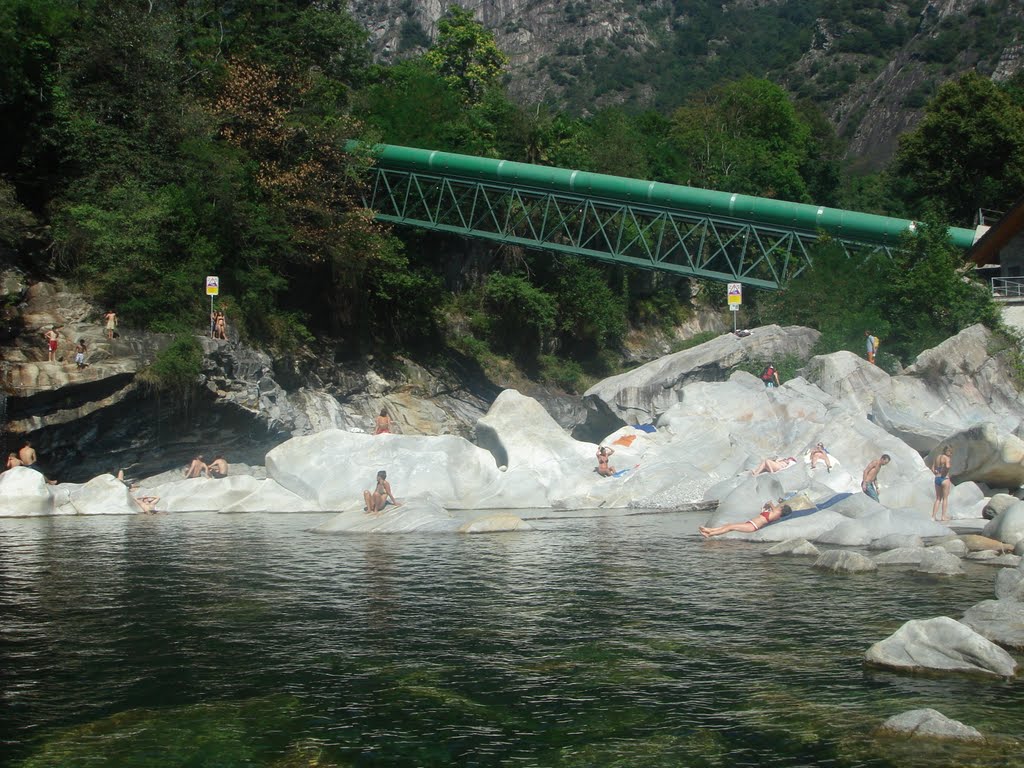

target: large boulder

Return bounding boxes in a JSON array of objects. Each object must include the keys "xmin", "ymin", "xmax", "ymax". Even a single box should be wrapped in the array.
[
  {"xmin": 56, "ymin": 474, "xmax": 142, "ymax": 515},
  {"xmin": 816, "ymin": 509, "xmax": 951, "ymax": 547},
  {"xmin": 814, "ymin": 550, "xmax": 878, "ymax": 573},
  {"xmin": 983, "ymin": 493, "xmax": 1020, "ymax": 520},
  {"xmin": 143, "ymin": 475, "xmax": 266, "ymax": 513},
  {"xmin": 864, "ymin": 616, "xmax": 1018, "ymax": 677},
  {"xmin": 874, "ymin": 547, "xmax": 928, "ymax": 566},
  {"xmin": 994, "ymin": 569, "xmax": 1024, "ymax": 601},
  {"xmin": 0, "ymin": 467, "xmax": 54, "ymax": 516},
  {"xmin": 580, "ymin": 325, "xmax": 820, "ymax": 434},
  {"xmin": 926, "ymin": 424, "xmax": 1024, "ymax": 489},
  {"xmin": 878, "ymin": 709, "xmax": 983, "ymax": 742},
  {"xmin": 982, "ymin": 501, "xmax": 1024, "ymax": 547},
  {"xmin": 961, "ymin": 599, "xmax": 1024, "ymax": 650},
  {"xmin": 916, "ymin": 547, "xmax": 965, "ymax": 576}
]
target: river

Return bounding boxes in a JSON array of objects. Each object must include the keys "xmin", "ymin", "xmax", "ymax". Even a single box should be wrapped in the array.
[{"xmin": 0, "ymin": 510, "xmax": 1020, "ymax": 767}]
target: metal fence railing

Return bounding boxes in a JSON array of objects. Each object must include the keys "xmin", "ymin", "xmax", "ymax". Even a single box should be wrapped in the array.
[{"xmin": 992, "ymin": 276, "xmax": 1024, "ymax": 298}]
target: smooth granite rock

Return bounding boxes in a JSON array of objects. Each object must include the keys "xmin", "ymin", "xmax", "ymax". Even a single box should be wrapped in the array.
[
  {"xmin": 983, "ymin": 493, "xmax": 1020, "ymax": 520},
  {"xmin": 927, "ymin": 424, "xmax": 1024, "ymax": 489},
  {"xmin": 874, "ymin": 547, "xmax": 929, "ymax": 566},
  {"xmin": 878, "ymin": 708, "xmax": 983, "ymax": 742},
  {"xmin": 763, "ymin": 538, "xmax": 820, "ymax": 557},
  {"xmin": 982, "ymin": 501, "xmax": 1024, "ymax": 547},
  {"xmin": 994, "ymin": 568, "xmax": 1024, "ymax": 601},
  {"xmin": 311, "ymin": 497, "xmax": 531, "ymax": 534},
  {"xmin": 56, "ymin": 474, "xmax": 142, "ymax": 515},
  {"xmin": 0, "ymin": 467, "xmax": 54, "ymax": 516},
  {"xmin": 961, "ymin": 599, "xmax": 1024, "ymax": 650},
  {"xmin": 960, "ymin": 534, "xmax": 1015, "ymax": 553},
  {"xmin": 865, "ymin": 616, "xmax": 1018, "ymax": 677},
  {"xmin": 868, "ymin": 533, "xmax": 924, "ymax": 551},
  {"xmin": 814, "ymin": 550, "xmax": 878, "ymax": 573},
  {"xmin": 917, "ymin": 547, "xmax": 965, "ymax": 576}
]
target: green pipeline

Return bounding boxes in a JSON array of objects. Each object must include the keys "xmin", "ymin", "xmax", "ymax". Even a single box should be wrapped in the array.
[{"xmin": 349, "ymin": 142, "xmax": 977, "ymax": 250}]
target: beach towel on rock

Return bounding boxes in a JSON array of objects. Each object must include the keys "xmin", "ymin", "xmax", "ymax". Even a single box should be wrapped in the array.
[{"xmin": 612, "ymin": 434, "xmax": 637, "ymax": 447}]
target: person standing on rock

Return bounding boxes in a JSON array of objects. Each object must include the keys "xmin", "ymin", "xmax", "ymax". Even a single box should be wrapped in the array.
[
  {"xmin": 865, "ymin": 331, "xmax": 877, "ymax": 364},
  {"xmin": 699, "ymin": 501, "xmax": 793, "ymax": 538},
  {"xmin": 104, "ymin": 310, "xmax": 117, "ymax": 339},
  {"xmin": 861, "ymin": 454, "xmax": 890, "ymax": 502},
  {"xmin": 363, "ymin": 470, "xmax": 399, "ymax": 514},
  {"xmin": 43, "ymin": 326, "xmax": 59, "ymax": 363},
  {"xmin": 73, "ymin": 339, "xmax": 87, "ymax": 369},
  {"xmin": 931, "ymin": 445, "xmax": 953, "ymax": 522}
]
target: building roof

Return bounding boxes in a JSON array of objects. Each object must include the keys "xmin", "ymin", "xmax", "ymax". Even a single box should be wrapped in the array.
[{"xmin": 967, "ymin": 194, "xmax": 1024, "ymax": 266}]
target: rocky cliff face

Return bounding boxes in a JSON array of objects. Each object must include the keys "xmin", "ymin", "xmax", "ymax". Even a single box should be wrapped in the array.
[{"xmin": 349, "ymin": 0, "xmax": 1024, "ymax": 169}]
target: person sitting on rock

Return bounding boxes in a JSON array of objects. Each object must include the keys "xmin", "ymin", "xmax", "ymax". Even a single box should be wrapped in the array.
[
  {"xmin": 809, "ymin": 442, "xmax": 832, "ymax": 472},
  {"xmin": 184, "ymin": 455, "xmax": 208, "ymax": 479},
  {"xmin": 18, "ymin": 441, "xmax": 36, "ymax": 467},
  {"xmin": 750, "ymin": 456, "xmax": 797, "ymax": 476},
  {"xmin": 699, "ymin": 501, "xmax": 793, "ymax": 538},
  {"xmin": 374, "ymin": 408, "xmax": 391, "ymax": 435},
  {"xmin": 363, "ymin": 470, "xmax": 400, "ymax": 514},
  {"xmin": 208, "ymin": 455, "xmax": 229, "ymax": 479},
  {"xmin": 596, "ymin": 446, "xmax": 616, "ymax": 477},
  {"xmin": 861, "ymin": 454, "xmax": 890, "ymax": 502},
  {"xmin": 5, "ymin": 453, "xmax": 22, "ymax": 470}
]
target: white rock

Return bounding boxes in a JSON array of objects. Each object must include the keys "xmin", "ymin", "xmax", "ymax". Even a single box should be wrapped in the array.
[
  {"xmin": 982, "ymin": 501, "xmax": 1024, "ymax": 547},
  {"xmin": 868, "ymin": 533, "xmax": 924, "ymax": 551},
  {"xmin": 814, "ymin": 550, "xmax": 877, "ymax": 573},
  {"xmin": 878, "ymin": 708, "xmax": 983, "ymax": 741},
  {"xmin": 917, "ymin": 547, "xmax": 965, "ymax": 576},
  {"xmin": 311, "ymin": 497, "xmax": 531, "ymax": 534},
  {"xmin": 961, "ymin": 599, "xmax": 1024, "ymax": 650},
  {"xmin": 61, "ymin": 474, "xmax": 142, "ymax": 515},
  {"xmin": 874, "ymin": 547, "xmax": 929, "ymax": 566},
  {"xmin": 763, "ymin": 538, "xmax": 820, "ymax": 557},
  {"xmin": 143, "ymin": 475, "xmax": 265, "ymax": 513},
  {"xmin": 927, "ymin": 423, "xmax": 1024, "ymax": 488},
  {"xmin": 0, "ymin": 467, "xmax": 54, "ymax": 516},
  {"xmin": 865, "ymin": 616, "xmax": 1017, "ymax": 677},
  {"xmin": 994, "ymin": 568, "xmax": 1024, "ymax": 600}
]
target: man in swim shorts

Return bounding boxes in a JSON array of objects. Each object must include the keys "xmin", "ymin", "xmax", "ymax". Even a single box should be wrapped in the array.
[
  {"xmin": 861, "ymin": 454, "xmax": 890, "ymax": 502},
  {"xmin": 43, "ymin": 327, "xmax": 59, "ymax": 362}
]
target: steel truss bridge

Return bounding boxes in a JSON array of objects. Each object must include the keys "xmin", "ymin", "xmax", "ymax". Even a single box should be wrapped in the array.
[{"xmin": 350, "ymin": 143, "xmax": 978, "ymax": 290}]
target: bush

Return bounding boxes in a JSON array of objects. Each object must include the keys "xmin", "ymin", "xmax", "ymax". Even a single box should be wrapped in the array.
[
  {"xmin": 538, "ymin": 354, "xmax": 589, "ymax": 393},
  {"xmin": 139, "ymin": 334, "xmax": 202, "ymax": 392}
]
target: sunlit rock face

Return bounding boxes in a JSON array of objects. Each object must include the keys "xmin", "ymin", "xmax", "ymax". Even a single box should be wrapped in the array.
[{"xmin": 865, "ymin": 616, "xmax": 1018, "ymax": 677}]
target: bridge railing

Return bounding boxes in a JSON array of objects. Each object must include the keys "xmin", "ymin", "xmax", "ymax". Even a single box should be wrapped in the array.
[{"xmin": 992, "ymin": 276, "xmax": 1024, "ymax": 298}]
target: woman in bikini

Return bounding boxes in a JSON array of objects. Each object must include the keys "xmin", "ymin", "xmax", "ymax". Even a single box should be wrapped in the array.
[
  {"xmin": 750, "ymin": 456, "xmax": 797, "ymax": 476},
  {"xmin": 374, "ymin": 408, "xmax": 391, "ymax": 435},
  {"xmin": 596, "ymin": 446, "xmax": 616, "ymax": 477},
  {"xmin": 699, "ymin": 501, "xmax": 793, "ymax": 538},
  {"xmin": 363, "ymin": 470, "xmax": 400, "ymax": 514},
  {"xmin": 931, "ymin": 445, "xmax": 953, "ymax": 522}
]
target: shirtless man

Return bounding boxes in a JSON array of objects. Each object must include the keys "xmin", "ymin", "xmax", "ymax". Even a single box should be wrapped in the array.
[
  {"xmin": 596, "ymin": 446, "xmax": 616, "ymax": 477},
  {"xmin": 18, "ymin": 441, "xmax": 36, "ymax": 467},
  {"xmin": 184, "ymin": 455, "xmax": 208, "ymax": 479},
  {"xmin": 104, "ymin": 310, "xmax": 118, "ymax": 339},
  {"xmin": 809, "ymin": 442, "xmax": 832, "ymax": 472},
  {"xmin": 43, "ymin": 327, "xmax": 59, "ymax": 363},
  {"xmin": 208, "ymin": 455, "xmax": 229, "ymax": 478},
  {"xmin": 5, "ymin": 453, "xmax": 22, "ymax": 470},
  {"xmin": 861, "ymin": 454, "xmax": 890, "ymax": 503}
]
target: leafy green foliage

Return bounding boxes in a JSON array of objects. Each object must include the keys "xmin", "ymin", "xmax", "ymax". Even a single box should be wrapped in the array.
[
  {"xmin": 893, "ymin": 72, "xmax": 1024, "ymax": 223},
  {"xmin": 140, "ymin": 334, "xmax": 202, "ymax": 392},
  {"xmin": 424, "ymin": 6, "xmax": 507, "ymax": 104}
]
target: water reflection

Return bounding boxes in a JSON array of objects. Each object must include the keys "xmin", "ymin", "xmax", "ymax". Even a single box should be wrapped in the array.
[{"xmin": 0, "ymin": 511, "xmax": 1020, "ymax": 767}]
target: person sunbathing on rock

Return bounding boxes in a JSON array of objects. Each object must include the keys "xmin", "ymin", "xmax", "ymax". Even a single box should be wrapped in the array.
[
  {"xmin": 596, "ymin": 446, "xmax": 616, "ymax": 477},
  {"xmin": 808, "ymin": 442, "xmax": 832, "ymax": 472},
  {"xmin": 750, "ymin": 456, "xmax": 797, "ymax": 476},
  {"xmin": 363, "ymin": 470, "xmax": 400, "ymax": 514},
  {"xmin": 699, "ymin": 501, "xmax": 793, "ymax": 538}
]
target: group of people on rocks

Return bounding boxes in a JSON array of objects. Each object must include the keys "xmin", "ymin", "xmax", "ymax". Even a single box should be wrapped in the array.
[
  {"xmin": 38, "ymin": 310, "xmax": 116, "ymax": 366},
  {"xmin": 184, "ymin": 454, "xmax": 229, "ymax": 479}
]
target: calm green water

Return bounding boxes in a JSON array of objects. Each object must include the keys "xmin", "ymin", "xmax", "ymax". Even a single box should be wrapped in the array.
[{"xmin": 0, "ymin": 510, "xmax": 1021, "ymax": 767}]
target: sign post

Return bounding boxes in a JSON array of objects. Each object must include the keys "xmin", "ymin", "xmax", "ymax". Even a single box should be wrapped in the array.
[
  {"xmin": 206, "ymin": 276, "xmax": 219, "ymax": 337},
  {"xmin": 727, "ymin": 282, "xmax": 742, "ymax": 332}
]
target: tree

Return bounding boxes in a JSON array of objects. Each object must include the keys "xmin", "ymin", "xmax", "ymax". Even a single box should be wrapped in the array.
[
  {"xmin": 424, "ymin": 6, "xmax": 507, "ymax": 103},
  {"xmin": 893, "ymin": 72, "xmax": 1024, "ymax": 224}
]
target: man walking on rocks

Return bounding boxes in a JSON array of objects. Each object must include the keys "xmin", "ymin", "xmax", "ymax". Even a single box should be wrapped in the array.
[{"xmin": 862, "ymin": 454, "xmax": 890, "ymax": 502}]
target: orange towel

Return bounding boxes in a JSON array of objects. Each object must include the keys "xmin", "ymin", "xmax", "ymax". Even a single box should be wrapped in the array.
[{"xmin": 612, "ymin": 434, "xmax": 637, "ymax": 447}]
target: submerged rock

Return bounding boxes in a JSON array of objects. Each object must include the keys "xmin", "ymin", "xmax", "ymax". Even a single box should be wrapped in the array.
[
  {"xmin": 917, "ymin": 547, "xmax": 964, "ymax": 576},
  {"xmin": 763, "ymin": 538, "xmax": 820, "ymax": 557},
  {"xmin": 813, "ymin": 550, "xmax": 877, "ymax": 573},
  {"xmin": 873, "ymin": 547, "xmax": 928, "ymax": 566},
  {"xmin": 878, "ymin": 708, "xmax": 983, "ymax": 742},
  {"xmin": 311, "ymin": 497, "xmax": 531, "ymax": 534},
  {"xmin": 865, "ymin": 616, "xmax": 1018, "ymax": 677}
]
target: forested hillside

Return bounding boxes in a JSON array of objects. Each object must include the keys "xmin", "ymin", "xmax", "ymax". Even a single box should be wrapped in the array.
[
  {"xmin": 1, "ymin": 0, "xmax": 1021, "ymax": 393},
  {"xmin": 350, "ymin": 0, "xmax": 1024, "ymax": 169}
]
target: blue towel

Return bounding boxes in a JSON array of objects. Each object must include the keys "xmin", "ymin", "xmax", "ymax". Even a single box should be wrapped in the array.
[
  {"xmin": 635, "ymin": 424, "xmax": 657, "ymax": 433},
  {"xmin": 612, "ymin": 468, "xmax": 631, "ymax": 477}
]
